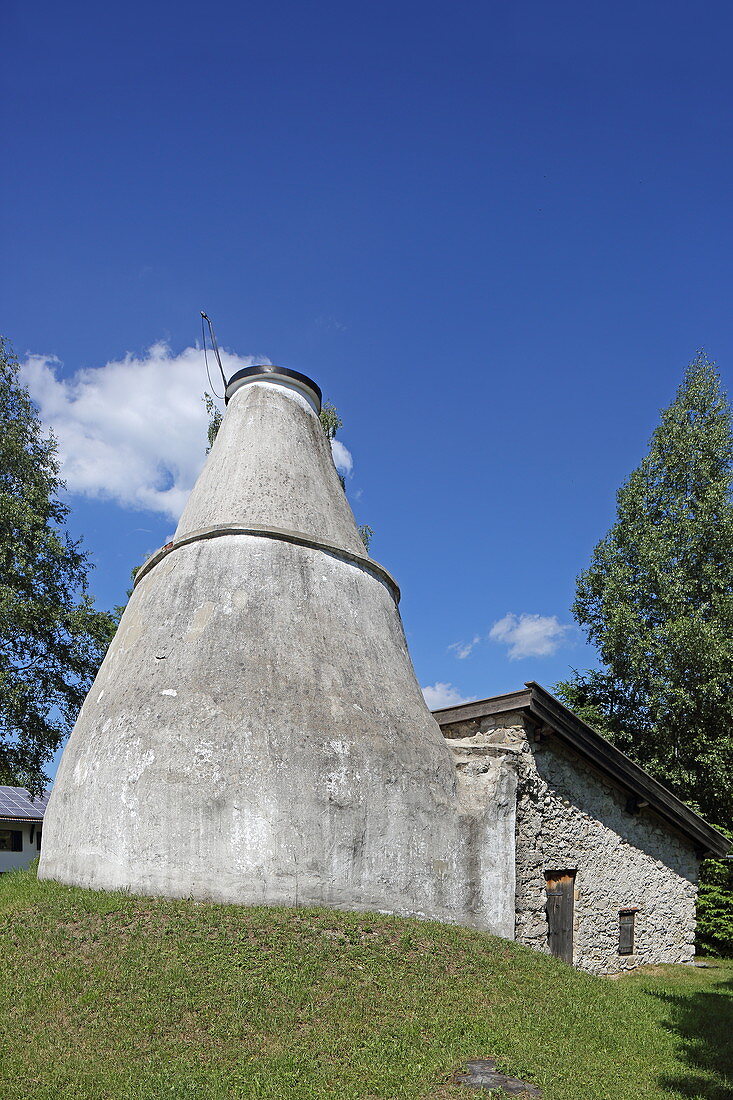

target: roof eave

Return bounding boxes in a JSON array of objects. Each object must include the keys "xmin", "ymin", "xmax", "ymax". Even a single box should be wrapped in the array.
[
  {"xmin": 431, "ymin": 683, "xmax": 731, "ymax": 859},
  {"xmin": 431, "ymin": 687, "xmax": 533, "ymax": 724},
  {"xmin": 524, "ymin": 682, "xmax": 730, "ymax": 859}
]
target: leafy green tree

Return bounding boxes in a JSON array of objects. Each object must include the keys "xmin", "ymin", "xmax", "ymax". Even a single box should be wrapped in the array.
[
  {"xmin": 696, "ymin": 828, "xmax": 733, "ymax": 957},
  {"xmin": 0, "ymin": 339, "xmax": 116, "ymax": 794},
  {"xmin": 557, "ymin": 352, "xmax": 733, "ymax": 825},
  {"xmin": 319, "ymin": 400, "xmax": 343, "ymax": 442},
  {"xmin": 319, "ymin": 401, "xmax": 348, "ymax": 492},
  {"xmin": 557, "ymin": 353, "xmax": 733, "ymax": 953},
  {"xmin": 357, "ymin": 524, "xmax": 374, "ymax": 553},
  {"xmin": 203, "ymin": 392, "xmax": 223, "ymax": 454}
]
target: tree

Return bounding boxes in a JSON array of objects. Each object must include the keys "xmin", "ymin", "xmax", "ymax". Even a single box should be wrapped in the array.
[
  {"xmin": 696, "ymin": 826, "xmax": 733, "ymax": 957},
  {"xmin": 557, "ymin": 352, "xmax": 733, "ymax": 826},
  {"xmin": 203, "ymin": 392, "xmax": 223, "ymax": 454},
  {"xmin": 557, "ymin": 353, "xmax": 733, "ymax": 954},
  {"xmin": 318, "ymin": 400, "xmax": 342, "ymax": 443},
  {"xmin": 0, "ymin": 339, "xmax": 116, "ymax": 794},
  {"xmin": 319, "ymin": 401, "xmax": 348, "ymax": 491}
]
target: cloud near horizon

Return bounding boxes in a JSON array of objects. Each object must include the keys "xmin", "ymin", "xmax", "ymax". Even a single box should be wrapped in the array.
[
  {"xmin": 20, "ymin": 343, "xmax": 353, "ymax": 520},
  {"xmin": 488, "ymin": 612, "xmax": 571, "ymax": 660},
  {"xmin": 421, "ymin": 682, "xmax": 473, "ymax": 709}
]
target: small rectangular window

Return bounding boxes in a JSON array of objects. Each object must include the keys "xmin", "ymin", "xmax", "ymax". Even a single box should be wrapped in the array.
[
  {"xmin": 36, "ymin": 828, "xmax": 42, "ymax": 851},
  {"xmin": 619, "ymin": 909, "xmax": 636, "ymax": 955},
  {"xmin": 0, "ymin": 830, "xmax": 22, "ymax": 853}
]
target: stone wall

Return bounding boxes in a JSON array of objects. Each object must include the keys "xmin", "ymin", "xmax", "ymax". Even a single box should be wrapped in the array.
[{"xmin": 440, "ymin": 710, "xmax": 700, "ymax": 974}]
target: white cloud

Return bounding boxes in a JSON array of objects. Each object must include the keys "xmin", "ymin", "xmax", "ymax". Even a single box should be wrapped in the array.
[
  {"xmin": 331, "ymin": 439, "xmax": 353, "ymax": 476},
  {"xmin": 421, "ymin": 682, "xmax": 472, "ymax": 710},
  {"xmin": 448, "ymin": 635, "xmax": 481, "ymax": 660},
  {"xmin": 488, "ymin": 613, "xmax": 571, "ymax": 660},
  {"xmin": 19, "ymin": 342, "xmax": 271, "ymax": 520}
]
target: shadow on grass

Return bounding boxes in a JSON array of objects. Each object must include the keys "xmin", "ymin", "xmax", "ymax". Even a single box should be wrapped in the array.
[{"xmin": 651, "ymin": 972, "xmax": 733, "ymax": 1100}]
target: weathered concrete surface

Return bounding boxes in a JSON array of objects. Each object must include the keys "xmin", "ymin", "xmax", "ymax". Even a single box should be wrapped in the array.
[
  {"xmin": 40, "ymin": 374, "xmax": 515, "ymax": 930},
  {"xmin": 175, "ymin": 381, "xmax": 367, "ymax": 555},
  {"xmin": 446, "ymin": 736, "xmax": 518, "ymax": 939}
]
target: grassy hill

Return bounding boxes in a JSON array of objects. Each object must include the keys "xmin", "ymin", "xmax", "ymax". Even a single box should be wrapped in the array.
[{"xmin": 0, "ymin": 867, "xmax": 730, "ymax": 1100}]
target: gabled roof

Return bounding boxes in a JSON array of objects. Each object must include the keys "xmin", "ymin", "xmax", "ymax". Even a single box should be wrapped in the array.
[
  {"xmin": 432, "ymin": 681, "xmax": 731, "ymax": 859},
  {"xmin": 0, "ymin": 786, "xmax": 49, "ymax": 822}
]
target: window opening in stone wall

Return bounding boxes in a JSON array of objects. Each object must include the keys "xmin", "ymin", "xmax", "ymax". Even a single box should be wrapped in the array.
[
  {"xmin": 619, "ymin": 909, "xmax": 637, "ymax": 955},
  {"xmin": 545, "ymin": 869, "xmax": 576, "ymax": 964},
  {"xmin": 0, "ymin": 830, "xmax": 22, "ymax": 852}
]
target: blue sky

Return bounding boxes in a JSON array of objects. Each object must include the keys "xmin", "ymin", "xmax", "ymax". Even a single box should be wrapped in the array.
[{"xmin": 4, "ymin": 2, "xmax": 733, "ymax": 749}]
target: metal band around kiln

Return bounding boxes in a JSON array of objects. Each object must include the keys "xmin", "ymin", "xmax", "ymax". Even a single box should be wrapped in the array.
[{"xmin": 133, "ymin": 523, "xmax": 401, "ymax": 603}]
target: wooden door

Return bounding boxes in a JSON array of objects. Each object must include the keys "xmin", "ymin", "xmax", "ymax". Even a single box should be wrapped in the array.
[{"xmin": 545, "ymin": 870, "xmax": 575, "ymax": 964}]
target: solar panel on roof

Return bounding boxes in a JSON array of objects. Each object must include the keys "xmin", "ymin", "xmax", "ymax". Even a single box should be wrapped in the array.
[{"xmin": 0, "ymin": 786, "xmax": 49, "ymax": 819}]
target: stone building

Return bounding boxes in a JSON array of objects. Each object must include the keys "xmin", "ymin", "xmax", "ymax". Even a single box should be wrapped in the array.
[
  {"xmin": 433, "ymin": 683, "xmax": 729, "ymax": 974},
  {"xmin": 39, "ymin": 364, "xmax": 729, "ymax": 973}
]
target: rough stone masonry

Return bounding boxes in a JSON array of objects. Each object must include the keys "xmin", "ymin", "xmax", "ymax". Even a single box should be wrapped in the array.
[{"xmin": 438, "ymin": 701, "xmax": 704, "ymax": 975}]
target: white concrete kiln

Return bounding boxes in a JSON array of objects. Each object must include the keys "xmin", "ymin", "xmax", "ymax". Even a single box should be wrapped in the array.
[{"xmin": 40, "ymin": 366, "xmax": 515, "ymax": 929}]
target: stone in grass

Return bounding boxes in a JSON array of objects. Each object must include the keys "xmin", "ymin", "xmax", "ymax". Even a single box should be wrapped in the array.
[{"xmin": 453, "ymin": 1058, "xmax": 543, "ymax": 1096}]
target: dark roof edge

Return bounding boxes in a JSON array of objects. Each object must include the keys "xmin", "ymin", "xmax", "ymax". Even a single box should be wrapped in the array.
[
  {"xmin": 431, "ymin": 688, "xmax": 532, "ymax": 723},
  {"xmin": 432, "ymin": 682, "xmax": 731, "ymax": 858}
]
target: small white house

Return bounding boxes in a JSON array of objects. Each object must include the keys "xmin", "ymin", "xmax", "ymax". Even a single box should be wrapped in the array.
[{"xmin": 0, "ymin": 787, "xmax": 48, "ymax": 872}]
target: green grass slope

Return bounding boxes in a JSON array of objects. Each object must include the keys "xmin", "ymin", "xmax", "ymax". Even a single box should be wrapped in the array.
[{"xmin": 0, "ymin": 866, "xmax": 730, "ymax": 1100}]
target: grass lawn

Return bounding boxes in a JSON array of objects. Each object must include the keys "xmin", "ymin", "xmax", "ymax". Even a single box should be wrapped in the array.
[{"xmin": 0, "ymin": 866, "xmax": 730, "ymax": 1100}]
